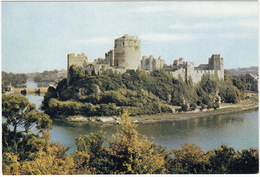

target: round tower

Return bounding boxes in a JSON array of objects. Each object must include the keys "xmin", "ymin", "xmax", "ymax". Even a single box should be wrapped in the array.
[{"xmin": 114, "ymin": 34, "xmax": 141, "ymax": 70}]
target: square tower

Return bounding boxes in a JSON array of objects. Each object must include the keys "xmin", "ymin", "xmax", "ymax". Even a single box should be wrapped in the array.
[
  {"xmin": 208, "ymin": 54, "xmax": 224, "ymax": 80},
  {"xmin": 67, "ymin": 53, "xmax": 88, "ymax": 83}
]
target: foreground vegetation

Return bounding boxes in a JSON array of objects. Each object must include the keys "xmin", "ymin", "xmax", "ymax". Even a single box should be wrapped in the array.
[
  {"xmin": 2, "ymin": 95, "xmax": 258, "ymax": 175},
  {"xmin": 42, "ymin": 66, "xmax": 246, "ymax": 118}
]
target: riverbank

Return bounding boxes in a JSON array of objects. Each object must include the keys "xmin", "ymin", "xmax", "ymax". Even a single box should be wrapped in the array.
[{"xmin": 56, "ymin": 93, "xmax": 258, "ymax": 125}]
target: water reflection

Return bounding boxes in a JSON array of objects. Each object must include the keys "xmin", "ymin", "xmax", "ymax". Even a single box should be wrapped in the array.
[
  {"xmin": 23, "ymin": 82, "xmax": 258, "ymax": 154},
  {"xmin": 49, "ymin": 111, "xmax": 258, "ymax": 154}
]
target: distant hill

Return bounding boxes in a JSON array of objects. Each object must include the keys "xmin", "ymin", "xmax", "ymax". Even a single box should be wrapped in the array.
[{"xmin": 226, "ymin": 66, "xmax": 258, "ymax": 76}]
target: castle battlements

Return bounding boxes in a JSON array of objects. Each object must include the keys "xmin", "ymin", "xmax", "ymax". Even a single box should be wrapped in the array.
[{"xmin": 67, "ymin": 34, "xmax": 224, "ymax": 84}]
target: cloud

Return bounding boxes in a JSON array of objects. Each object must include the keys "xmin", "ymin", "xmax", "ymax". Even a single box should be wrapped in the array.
[
  {"xmin": 217, "ymin": 33, "xmax": 255, "ymax": 39},
  {"xmin": 140, "ymin": 33, "xmax": 197, "ymax": 42},
  {"xmin": 169, "ymin": 20, "xmax": 258, "ymax": 30},
  {"xmin": 134, "ymin": 2, "xmax": 258, "ymax": 17},
  {"xmin": 76, "ymin": 36, "xmax": 114, "ymax": 45},
  {"xmin": 169, "ymin": 23, "xmax": 210, "ymax": 30}
]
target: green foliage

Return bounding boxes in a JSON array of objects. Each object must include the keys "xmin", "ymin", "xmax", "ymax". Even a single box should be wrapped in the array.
[
  {"xmin": 2, "ymin": 95, "xmax": 52, "ymax": 155},
  {"xmin": 213, "ymin": 102, "xmax": 220, "ymax": 110},
  {"xmin": 170, "ymin": 144, "xmax": 211, "ymax": 174},
  {"xmin": 42, "ymin": 68, "xmax": 245, "ymax": 117},
  {"xmin": 3, "ymin": 131, "xmax": 75, "ymax": 175},
  {"xmin": 32, "ymin": 69, "xmax": 66, "ymax": 87},
  {"xmin": 190, "ymin": 102, "xmax": 197, "ymax": 111},
  {"xmin": 209, "ymin": 145, "xmax": 238, "ymax": 173},
  {"xmin": 3, "ymin": 108, "xmax": 259, "ymax": 175},
  {"xmin": 2, "ymin": 71, "xmax": 28, "ymax": 89},
  {"xmin": 181, "ymin": 104, "xmax": 188, "ymax": 112},
  {"xmin": 96, "ymin": 103, "xmax": 118, "ymax": 116},
  {"xmin": 228, "ymin": 148, "xmax": 259, "ymax": 174},
  {"xmin": 69, "ymin": 65, "xmax": 85, "ymax": 84},
  {"xmin": 232, "ymin": 78, "xmax": 245, "ymax": 92},
  {"xmin": 2, "ymin": 95, "xmax": 74, "ymax": 175},
  {"xmin": 74, "ymin": 131, "xmax": 113, "ymax": 174}
]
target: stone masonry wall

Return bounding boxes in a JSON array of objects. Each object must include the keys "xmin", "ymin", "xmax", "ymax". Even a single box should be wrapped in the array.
[
  {"xmin": 114, "ymin": 34, "xmax": 141, "ymax": 70},
  {"xmin": 67, "ymin": 53, "xmax": 88, "ymax": 82}
]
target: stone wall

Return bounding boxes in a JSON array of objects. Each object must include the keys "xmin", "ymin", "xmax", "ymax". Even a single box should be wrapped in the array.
[
  {"xmin": 67, "ymin": 53, "xmax": 88, "ymax": 82},
  {"xmin": 166, "ymin": 55, "xmax": 224, "ymax": 83},
  {"xmin": 66, "ymin": 35, "xmax": 224, "ymax": 85},
  {"xmin": 114, "ymin": 34, "xmax": 141, "ymax": 70},
  {"xmin": 105, "ymin": 50, "xmax": 114, "ymax": 67},
  {"xmin": 208, "ymin": 54, "xmax": 224, "ymax": 80},
  {"xmin": 141, "ymin": 55, "xmax": 165, "ymax": 71}
]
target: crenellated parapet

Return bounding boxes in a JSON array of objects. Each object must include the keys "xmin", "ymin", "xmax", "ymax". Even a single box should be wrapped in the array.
[{"xmin": 66, "ymin": 35, "xmax": 224, "ymax": 85}]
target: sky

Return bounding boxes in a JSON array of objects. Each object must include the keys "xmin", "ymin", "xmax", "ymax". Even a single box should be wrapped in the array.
[{"xmin": 2, "ymin": 1, "xmax": 259, "ymax": 73}]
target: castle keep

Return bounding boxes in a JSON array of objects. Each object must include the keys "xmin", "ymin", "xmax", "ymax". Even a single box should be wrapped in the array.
[
  {"xmin": 67, "ymin": 34, "xmax": 224, "ymax": 84},
  {"xmin": 114, "ymin": 35, "xmax": 141, "ymax": 69}
]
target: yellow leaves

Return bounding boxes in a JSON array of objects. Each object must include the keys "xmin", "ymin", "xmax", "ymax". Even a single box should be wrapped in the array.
[
  {"xmin": 18, "ymin": 153, "xmax": 75, "ymax": 175},
  {"xmin": 107, "ymin": 111, "xmax": 167, "ymax": 174},
  {"xmin": 2, "ymin": 153, "xmax": 21, "ymax": 175},
  {"xmin": 73, "ymin": 150, "xmax": 90, "ymax": 168}
]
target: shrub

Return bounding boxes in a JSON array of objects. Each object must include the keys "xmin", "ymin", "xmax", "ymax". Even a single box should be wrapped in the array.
[
  {"xmin": 181, "ymin": 104, "xmax": 188, "ymax": 112},
  {"xmin": 190, "ymin": 103, "xmax": 197, "ymax": 111},
  {"xmin": 213, "ymin": 102, "xmax": 220, "ymax": 110}
]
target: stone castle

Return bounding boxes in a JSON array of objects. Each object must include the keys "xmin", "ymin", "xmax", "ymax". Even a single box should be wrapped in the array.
[{"xmin": 67, "ymin": 34, "xmax": 224, "ymax": 84}]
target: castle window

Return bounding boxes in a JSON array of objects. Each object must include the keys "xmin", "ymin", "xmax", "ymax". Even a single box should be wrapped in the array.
[{"xmin": 123, "ymin": 42, "xmax": 124, "ymax": 46}]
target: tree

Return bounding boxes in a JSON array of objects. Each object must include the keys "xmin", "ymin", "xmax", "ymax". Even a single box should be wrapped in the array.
[
  {"xmin": 3, "ymin": 131, "xmax": 75, "ymax": 175},
  {"xmin": 190, "ymin": 102, "xmax": 197, "ymax": 111},
  {"xmin": 2, "ymin": 71, "xmax": 28, "ymax": 88},
  {"xmin": 69, "ymin": 65, "xmax": 85, "ymax": 84},
  {"xmin": 2, "ymin": 95, "xmax": 52, "ymax": 154},
  {"xmin": 209, "ymin": 145, "xmax": 236, "ymax": 174},
  {"xmin": 232, "ymin": 78, "xmax": 245, "ymax": 92},
  {"xmin": 170, "ymin": 144, "xmax": 210, "ymax": 174},
  {"xmin": 107, "ymin": 111, "xmax": 168, "ymax": 174},
  {"xmin": 229, "ymin": 148, "xmax": 259, "ymax": 174},
  {"xmin": 74, "ymin": 131, "xmax": 113, "ymax": 174},
  {"xmin": 181, "ymin": 104, "xmax": 188, "ymax": 112}
]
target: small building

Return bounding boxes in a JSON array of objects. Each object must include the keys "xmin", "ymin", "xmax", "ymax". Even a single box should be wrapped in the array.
[{"xmin": 241, "ymin": 73, "xmax": 258, "ymax": 92}]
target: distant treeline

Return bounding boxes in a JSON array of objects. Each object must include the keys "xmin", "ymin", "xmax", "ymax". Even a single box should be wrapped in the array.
[
  {"xmin": 42, "ymin": 66, "xmax": 246, "ymax": 117},
  {"xmin": 2, "ymin": 71, "xmax": 28, "ymax": 88},
  {"xmin": 2, "ymin": 95, "xmax": 258, "ymax": 175},
  {"xmin": 27, "ymin": 69, "xmax": 67, "ymax": 87},
  {"xmin": 227, "ymin": 66, "xmax": 258, "ymax": 76}
]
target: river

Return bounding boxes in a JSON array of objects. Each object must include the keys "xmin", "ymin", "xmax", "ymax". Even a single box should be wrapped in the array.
[{"xmin": 26, "ymin": 81, "xmax": 259, "ymax": 154}]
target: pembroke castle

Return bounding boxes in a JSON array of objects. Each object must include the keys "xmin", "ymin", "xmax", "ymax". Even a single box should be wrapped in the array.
[{"xmin": 67, "ymin": 34, "xmax": 224, "ymax": 83}]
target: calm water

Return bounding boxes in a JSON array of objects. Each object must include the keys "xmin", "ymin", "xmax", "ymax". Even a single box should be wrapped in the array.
[{"xmin": 26, "ymin": 92, "xmax": 259, "ymax": 154}]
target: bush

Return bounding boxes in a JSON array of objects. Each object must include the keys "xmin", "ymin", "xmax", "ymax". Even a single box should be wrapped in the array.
[
  {"xmin": 207, "ymin": 102, "xmax": 214, "ymax": 110},
  {"xmin": 96, "ymin": 103, "xmax": 118, "ymax": 116},
  {"xmin": 213, "ymin": 102, "xmax": 220, "ymax": 110},
  {"xmin": 181, "ymin": 104, "xmax": 188, "ymax": 112},
  {"xmin": 200, "ymin": 104, "xmax": 206, "ymax": 111},
  {"xmin": 190, "ymin": 103, "xmax": 197, "ymax": 111}
]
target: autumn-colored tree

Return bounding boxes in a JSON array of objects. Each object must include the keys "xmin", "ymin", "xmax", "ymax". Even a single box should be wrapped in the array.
[
  {"xmin": 3, "ymin": 131, "xmax": 75, "ymax": 175},
  {"xmin": 107, "ymin": 110, "xmax": 169, "ymax": 174},
  {"xmin": 2, "ymin": 95, "xmax": 75, "ymax": 175},
  {"xmin": 169, "ymin": 144, "xmax": 211, "ymax": 174}
]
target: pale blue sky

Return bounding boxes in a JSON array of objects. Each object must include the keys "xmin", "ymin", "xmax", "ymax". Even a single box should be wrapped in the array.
[{"xmin": 2, "ymin": 1, "xmax": 259, "ymax": 73}]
